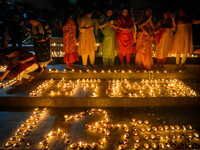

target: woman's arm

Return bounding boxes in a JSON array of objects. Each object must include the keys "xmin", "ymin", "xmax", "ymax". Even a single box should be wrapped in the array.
[
  {"xmin": 138, "ymin": 16, "xmax": 152, "ymax": 29},
  {"xmin": 99, "ymin": 22, "xmax": 110, "ymax": 29},
  {"xmin": 110, "ymin": 24, "xmax": 118, "ymax": 30},
  {"xmin": 45, "ymin": 24, "xmax": 52, "ymax": 40},
  {"xmin": 192, "ymin": 19, "xmax": 200, "ymax": 24},
  {"xmin": 0, "ymin": 70, "xmax": 10, "ymax": 81},
  {"xmin": 19, "ymin": 56, "xmax": 35, "ymax": 64}
]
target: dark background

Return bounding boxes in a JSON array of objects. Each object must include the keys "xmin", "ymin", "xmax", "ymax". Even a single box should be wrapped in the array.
[{"xmin": 1, "ymin": 0, "xmax": 200, "ymax": 44}]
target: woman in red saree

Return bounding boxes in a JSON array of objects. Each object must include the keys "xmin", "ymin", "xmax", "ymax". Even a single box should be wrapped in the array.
[
  {"xmin": 116, "ymin": 8, "xmax": 135, "ymax": 67},
  {"xmin": 63, "ymin": 16, "xmax": 79, "ymax": 69}
]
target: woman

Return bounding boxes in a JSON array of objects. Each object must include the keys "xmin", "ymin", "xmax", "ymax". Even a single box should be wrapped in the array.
[
  {"xmin": 135, "ymin": 7, "xmax": 155, "ymax": 70},
  {"xmin": 172, "ymin": 9, "xmax": 200, "ymax": 69},
  {"xmin": 99, "ymin": 8, "xmax": 118, "ymax": 68},
  {"xmin": 78, "ymin": 10, "xmax": 97, "ymax": 70},
  {"xmin": 155, "ymin": 11, "xmax": 176, "ymax": 68},
  {"xmin": 63, "ymin": 16, "xmax": 79, "ymax": 69},
  {"xmin": 116, "ymin": 8, "xmax": 135, "ymax": 67},
  {"xmin": 27, "ymin": 16, "xmax": 52, "ymax": 73},
  {"xmin": 0, "ymin": 48, "xmax": 38, "ymax": 87}
]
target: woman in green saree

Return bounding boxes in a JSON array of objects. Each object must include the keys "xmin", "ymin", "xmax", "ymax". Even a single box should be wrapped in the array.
[{"xmin": 99, "ymin": 8, "xmax": 118, "ymax": 68}]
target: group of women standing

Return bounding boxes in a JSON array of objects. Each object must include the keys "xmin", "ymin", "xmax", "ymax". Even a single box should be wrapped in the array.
[{"xmin": 62, "ymin": 7, "xmax": 200, "ymax": 70}]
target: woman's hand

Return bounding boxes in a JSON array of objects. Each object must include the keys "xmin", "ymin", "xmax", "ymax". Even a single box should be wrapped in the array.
[
  {"xmin": 0, "ymin": 77, "xmax": 4, "ymax": 82},
  {"xmin": 38, "ymin": 39, "xmax": 46, "ymax": 42},
  {"xmin": 19, "ymin": 60, "xmax": 25, "ymax": 64},
  {"xmin": 105, "ymin": 22, "xmax": 111, "ymax": 26},
  {"xmin": 148, "ymin": 15, "xmax": 153, "ymax": 22},
  {"xmin": 89, "ymin": 26, "xmax": 95, "ymax": 30},
  {"xmin": 125, "ymin": 28, "xmax": 132, "ymax": 32},
  {"xmin": 169, "ymin": 13, "xmax": 175, "ymax": 21}
]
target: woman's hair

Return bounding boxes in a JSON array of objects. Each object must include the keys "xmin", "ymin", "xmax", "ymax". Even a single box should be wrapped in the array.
[
  {"xmin": 82, "ymin": 9, "xmax": 93, "ymax": 16},
  {"xmin": 106, "ymin": 7, "xmax": 113, "ymax": 12},
  {"xmin": 27, "ymin": 13, "xmax": 38, "ymax": 21},
  {"xmin": 3, "ymin": 47, "xmax": 19, "ymax": 56},
  {"xmin": 121, "ymin": 7, "xmax": 129, "ymax": 12},
  {"xmin": 145, "ymin": 5, "xmax": 153, "ymax": 11}
]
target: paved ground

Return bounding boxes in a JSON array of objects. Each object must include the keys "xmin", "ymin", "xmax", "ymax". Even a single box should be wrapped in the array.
[
  {"xmin": 0, "ymin": 107, "xmax": 200, "ymax": 149},
  {"xmin": 0, "ymin": 64, "xmax": 200, "ymax": 149}
]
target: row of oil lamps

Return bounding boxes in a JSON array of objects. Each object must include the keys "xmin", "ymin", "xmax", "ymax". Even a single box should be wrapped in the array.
[
  {"xmin": 47, "ymin": 68, "xmax": 178, "ymax": 74},
  {"xmin": 30, "ymin": 79, "xmax": 101, "ymax": 97},
  {"xmin": 0, "ymin": 65, "xmax": 183, "ymax": 74},
  {"xmin": 29, "ymin": 78, "xmax": 198, "ymax": 97},
  {"xmin": 5, "ymin": 107, "xmax": 47, "ymax": 148},
  {"xmin": 30, "ymin": 79, "xmax": 54, "ymax": 96},
  {"xmin": 4, "ymin": 107, "xmax": 199, "ymax": 149},
  {"xmin": 0, "ymin": 65, "xmax": 7, "ymax": 72},
  {"xmin": 0, "ymin": 78, "xmax": 16, "ymax": 88},
  {"xmin": 40, "ymin": 108, "xmax": 109, "ymax": 149},
  {"xmin": 107, "ymin": 79, "xmax": 198, "ymax": 97},
  {"xmin": 39, "ymin": 108, "xmax": 199, "ymax": 149},
  {"xmin": 50, "ymin": 49, "xmax": 199, "ymax": 58}
]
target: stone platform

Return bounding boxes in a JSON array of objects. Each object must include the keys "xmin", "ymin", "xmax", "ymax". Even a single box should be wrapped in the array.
[{"xmin": 0, "ymin": 65, "xmax": 200, "ymax": 108}]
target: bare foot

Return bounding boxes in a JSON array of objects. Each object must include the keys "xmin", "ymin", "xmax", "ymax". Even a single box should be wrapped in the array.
[
  {"xmin": 161, "ymin": 64, "xmax": 166, "ymax": 68},
  {"xmin": 156, "ymin": 64, "xmax": 161, "ymax": 68},
  {"xmin": 84, "ymin": 66, "xmax": 89, "ymax": 70},
  {"xmin": 44, "ymin": 67, "xmax": 49, "ymax": 72},
  {"xmin": 91, "ymin": 64, "xmax": 97, "ymax": 68},
  {"xmin": 180, "ymin": 64, "xmax": 187, "ymax": 69},
  {"xmin": 27, "ymin": 76, "xmax": 35, "ymax": 83},
  {"xmin": 40, "ymin": 67, "xmax": 44, "ymax": 73},
  {"xmin": 70, "ymin": 64, "xmax": 79, "ymax": 68},
  {"xmin": 12, "ymin": 81, "xmax": 22, "ymax": 87},
  {"xmin": 66, "ymin": 65, "xmax": 73, "ymax": 69},
  {"xmin": 175, "ymin": 64, "xmax": 180, "ymax": 70}
]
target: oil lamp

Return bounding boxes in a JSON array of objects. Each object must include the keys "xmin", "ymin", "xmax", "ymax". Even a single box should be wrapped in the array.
[
  {"xmin": 144, "ymin": 143, "xmax": 149, "ymax": 149},
  {"xmin": 123, "ymin": 139, "xmax": 129, "ymax": 144},
  {"xmin": 13, "ymin": 142, "xmax": 19, "ymax": 147},
  {"xmin": 150, "ymin": 134, "xmax": 156, "ymax": 139},
  {"xmin": 133, "ymin": 131, "xmax": 138, "ymax": 136},
  {"xmin": 134, "ymin": 137, "xmax": 139, "ymax": 143},
  {"xmin": 119, "ymin": 144, "xmax": 125, "ymax": 149},
  {"xmin": 144, "ymin": 120, "xmax": 149, "ymax": 125},
  {"xmin": 93, "ymin": 143, "xmax": 99, "ymax": 148},
  {"xmin": 65, "ymin": 139, "xmax": 71, "ymax": 144},
  {"xmin": 157, "ymin": 126, "xmax": 163, "ymax": 131},
  {"xmin": 5, "ymin": 141, "xmax": 12, "ymax": 147},
  {"xmin": 141, "ymin": 127, "xmax": 146, "ymax": 132},
  {"xmin": 27, "ymin": 140, "xmax": 33, "ymax": 146},
  {"xmin": 151, "ymin": 143, "xmax": 157, "ymax": 149},
  {"xmin": 86, "ymin": 144, "xmax": 92, "ymax": 149},
  {"xmin": 152, "ymin": 127, "xmax": 157, "ymax": 131},
  {"xmin": 159, "ymin": 143, "xmax": 165, "ymax": 149},
  {"xmin": 144, "ymin": 135, "xmax": 149, "ymax": 140},
  {"xmin": 138, "ymin": 120, "xmax": 142, "ymax": 125},
  {"xmin": 124, "ymin": 133, "xmax": 129, "ymax": 138},
  {"xmin": 134, "ymin": 143, "xmax": 139, "ymax": 149},
  {"xmin": 79, "ymin": 142, "xmax": 84, "ymax": 149},
  {"xmin": 70, "ymin": 143, "xmax": 77, "ymax": 149},
  {"xmin": 193, "ymin": 132, "xmax": 199, "ymax": 138}
]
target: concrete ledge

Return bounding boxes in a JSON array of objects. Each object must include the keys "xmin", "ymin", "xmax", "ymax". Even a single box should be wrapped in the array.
[
  {"xmin": 1, "ymin": 71, "xmax": 200, "ymax": 80},
  {"xmin": 31, "ymin": 72, "xmax": 200, "ymax": 80},
  {"xmin": 0, "ymin": 97, "xmax": 199, "ymax": 107}
]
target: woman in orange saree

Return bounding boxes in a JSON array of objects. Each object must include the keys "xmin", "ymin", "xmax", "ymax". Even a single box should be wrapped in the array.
[{"xmin": 135, "ymin": 7, "xmax": 155, "ymax": 70}]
